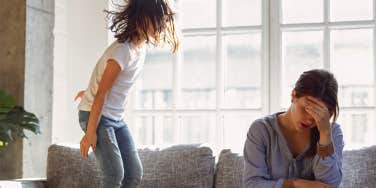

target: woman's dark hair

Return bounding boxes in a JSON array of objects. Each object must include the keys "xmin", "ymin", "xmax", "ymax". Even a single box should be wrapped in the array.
[
  {"xmin": 294, "ymin": 69, "xmax": 339, "ymax": 156},
  {"xmin": 105, "ymin": 0, "xmax": 179, "ymax": 52}
]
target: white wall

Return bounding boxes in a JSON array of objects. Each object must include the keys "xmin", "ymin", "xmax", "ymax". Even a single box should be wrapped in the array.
[{"xmin": 24, "ymin": 0, "xmax": 55, "ymax": 178}]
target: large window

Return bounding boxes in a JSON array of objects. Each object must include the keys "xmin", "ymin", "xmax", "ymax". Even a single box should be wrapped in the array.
[
  {"xmin": 127, "ymin": 0, "xmax": 376, "ymax": 152},
  {"xmin": 279, "ymin": 0, "xmax": 375, "ymax": 150}
]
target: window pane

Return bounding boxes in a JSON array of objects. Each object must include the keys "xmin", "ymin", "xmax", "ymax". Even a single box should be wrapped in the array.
[
  {"xmin": 223, "ymin": 32, "xmax": 262, "ymax": 108},
  {"xmin": 158, "ymin": 116, "xmax": 176, "ymax": 145},
  {"xmin": 222, "ymin": 0, "xmax": 261, "ymax": 26},
  {"xmin": 330, "ymin": 0, "xmax": 373, "ymax": 21},
  {"xmin": 331, "ymin": 29, "xmax": 374, "ymax": 107},
  {"xmin": 136, "ymin": 47, "xmax": 173, "ymax": 109},
  {"xmin": 282, "ymin": 31, "xmax": 324, "ymax": 108},
  {"xmin": 131, "ymin": 116, "xmax": 155, "ymax": 146},
  {"xmin": 131, "ymin": 116, "xmax": 175, "ymax": 146},
  {"xmin": 282, "ymin": 0, "xmax": 323, "ymax": 24},
  {"xmin": 337, "ymin": 110, "xmax": 376, "ymax": 150},
  {"xmin": 223, "ymin": 114, "xmax": 260, "ymax": 153},
  {"xmin": 180, "ymin": 0, "xmax": 216, "ymax": 29},
  {"xmin": 180, "ymin": 116, "xmax": 216, "ymax": 146},
  {"xmin": 181, "ymin": 35, "xmax": 216, "ymax": 109}
]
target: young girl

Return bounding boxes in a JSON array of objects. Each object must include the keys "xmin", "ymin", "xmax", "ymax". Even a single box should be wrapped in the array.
[
  {"xmin": 74, "ymin": 0, "xmax": 179, "ymax": 187},
  {"xmin": 243, "ymin": 69, "xmax": 344, "ymax": 188}
]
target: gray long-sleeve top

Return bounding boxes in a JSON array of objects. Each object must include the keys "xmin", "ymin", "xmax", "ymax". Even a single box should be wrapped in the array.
[{"xmin": 243, "ymin": 112, "xmax": 344, "ymax": 188}]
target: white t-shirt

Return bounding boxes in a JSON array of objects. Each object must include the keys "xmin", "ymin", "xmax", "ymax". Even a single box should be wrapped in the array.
[{"xmin": 78, "ymin": 40, "xmax": 146, "ymax": 121}]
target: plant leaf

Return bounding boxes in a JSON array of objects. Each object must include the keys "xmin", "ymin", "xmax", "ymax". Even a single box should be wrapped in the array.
[
  {"xmin": 0, "ymin": 105, "xmax": 41, "ymax": 142},
  {"xmin": 0, "ymin": 90, "xmax": 16, "ymax": 113}
]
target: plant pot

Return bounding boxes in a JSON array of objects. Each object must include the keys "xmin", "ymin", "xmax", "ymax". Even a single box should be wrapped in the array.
[{"xmin": 0, "ymin": 137, "xmax": 23, "ymax": 180}]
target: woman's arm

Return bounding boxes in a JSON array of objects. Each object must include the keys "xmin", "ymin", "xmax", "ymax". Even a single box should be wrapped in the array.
[
  {"xmin": 293, "ymin": 179, "xmax": 333, "ymax": 188},
  {"xmin": 304, "ymin": 96, "xmax": 344, "ymax": 187},
  {"xmin": 80, "ymin": 59, "xmax": 121, "ymax": 159},
  {"xmin": 312, "ymin": 124, "xmax": 344, "ymax": 188},
  {"xmin": 243, "ymin": 120, "xmax": 285, "ymax": 188}
]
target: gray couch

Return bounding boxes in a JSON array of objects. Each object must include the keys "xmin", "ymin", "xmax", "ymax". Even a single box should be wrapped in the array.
[{"xmin": 1, "ymin": 144, "xmax": 376, "ymax": 188}]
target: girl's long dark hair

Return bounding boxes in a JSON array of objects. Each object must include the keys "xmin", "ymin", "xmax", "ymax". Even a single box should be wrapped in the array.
[
  {"xmin": 105, "ymin": 0, "xmax": 179, "ymax": 53},
  {"xmin": 294, "ymin": 69, "xmax": 339, "ymax": 156}
]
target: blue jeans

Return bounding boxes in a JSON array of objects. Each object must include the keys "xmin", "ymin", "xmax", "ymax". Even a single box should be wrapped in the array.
[{"xmin": 78, "ymin": 110, "xmax": 143, "ymax": 188}]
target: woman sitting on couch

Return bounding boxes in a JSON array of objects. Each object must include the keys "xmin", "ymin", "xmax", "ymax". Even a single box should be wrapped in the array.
[{"xmin": 243, "ymin": 69, "xmax": 344, "ymax": 188}]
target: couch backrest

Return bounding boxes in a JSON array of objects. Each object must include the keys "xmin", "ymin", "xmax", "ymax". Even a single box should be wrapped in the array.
[
  {"xmin": 47, "ymin": 144, "xmax": 376, "ymax": 188},
  {"xmin": 214, "ymin": 149, "xmax": 244, "ymax": 188},
  {"xmin": 47, "ymin": 144, "xmax": 215, "ymax": 188},
  {"xmin": 340, "ymin": 145, "xmax": 376, "ymax": 188},
  {"xmin": 139, "ymin": 144, "xmax": 215, "ymax": 188},
  {"xmin": 214, "ymin": 146, "xmax": 376, "ymax": 188},
  {"xmin": 47, "ymin": 144, "xmax": 101, "ymax": 188}
]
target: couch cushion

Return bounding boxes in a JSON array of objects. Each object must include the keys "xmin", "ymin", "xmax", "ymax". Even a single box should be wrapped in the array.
[
  {"xmin": 215, "ymin": 146, "xmax": 376, "ymax": 188},
  {"xmin": 340, "ymin": 145, "xmax": 376, "ymax": 188},
  {"xmin": 47, "ymin": 144, "xmax": 214, "ymax": 188},
  {"xmin": 139, "ymin": 144, "xmax": 215, "ymax": 188},
  {"xmin": 214, "ymin": 149, "xmax": 244, "ymax": 188},
  {"xmin": 47, "ymin": 144, "xmax": 101, "ymax": 188}
]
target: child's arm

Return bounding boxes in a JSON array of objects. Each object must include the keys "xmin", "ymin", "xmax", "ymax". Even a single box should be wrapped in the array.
[
  {"xmin": 243, "ymin": 121, "xmax": 284, "ymax": 188},
  {"xmin": 80, "ymin": 59, "xmax": 121, "ymax": 159}
]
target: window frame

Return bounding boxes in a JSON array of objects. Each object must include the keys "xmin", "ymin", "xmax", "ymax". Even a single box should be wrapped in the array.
[{"xmin": 127, "ymin": 0, "xmax": 376, "ymax": 149}]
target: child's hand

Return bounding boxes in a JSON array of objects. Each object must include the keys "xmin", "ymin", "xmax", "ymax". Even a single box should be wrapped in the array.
[
  {"xmin": 74, "ymin": 90, "xmax": 85, "ymax": 101},
  {"xmin": 80, "ymin": 133, "xmax": 97, "ymax": 159}
]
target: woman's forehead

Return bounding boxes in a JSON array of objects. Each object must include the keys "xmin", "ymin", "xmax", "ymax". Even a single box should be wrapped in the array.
[{"xmin": 299, "ymin": 96, "xmax": 333, "ymax": 109}]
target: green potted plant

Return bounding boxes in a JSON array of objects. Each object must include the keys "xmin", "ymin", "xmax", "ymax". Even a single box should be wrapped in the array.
[{"xmin": 0, "ymin": 90, "xmax": 40, "ymax": 148}]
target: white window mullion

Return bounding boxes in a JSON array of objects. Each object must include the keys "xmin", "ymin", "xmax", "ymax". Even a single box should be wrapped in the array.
[
  {"xmin": 269, "ymin": 0, "xmax": 282, "ymax": 113},
  {"xmin": 262, "ymin": 0, "xmax": 270, "ymax": 115},
  {"xmin": 174, "ymin": 0, "xmax": 183, "ymax": 144},
  {"xmin": 324, "ymin": 0, "xmax": 330, "ymax": 70},
  {"xmin": 216, "ymin": 0, "xmax": 225, "ymax": 149},
  {"xmin": 173, "ymin": 51, "xmax": 182, "ymax": 143},
  {"xmin": 281, "ymin": 21, "xmax": 374, "ymax": 30},
  {"xmin": 373, "ymin": 0, "xmax": 376, "ymax": 145}
]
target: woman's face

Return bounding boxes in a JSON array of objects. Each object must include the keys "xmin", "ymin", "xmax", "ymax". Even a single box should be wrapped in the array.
[{"xmin": 290, "ymin": 91, "xmax": 317, "ymax": 133}]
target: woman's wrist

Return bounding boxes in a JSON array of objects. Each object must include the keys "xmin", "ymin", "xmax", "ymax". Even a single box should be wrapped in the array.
[
  {"xmin": 319, "ymin": 129, "xmax": 332, "ymax": 146},
  {"xmin": 317, "ymin": 140, "xmax": 334, "ymax": 159}
]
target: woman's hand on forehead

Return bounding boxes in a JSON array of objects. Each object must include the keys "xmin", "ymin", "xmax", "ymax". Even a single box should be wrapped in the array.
[
  {"xmin": 303, "ymin": 96, "xmax": 331, "ymax": 133},
  {"xmin": 303, "ymin": 96, "xmax": 330, "ymax": 116},
  {"xmin": 304, "ymin": 96, "xmax": 329, "ymax": 111}
]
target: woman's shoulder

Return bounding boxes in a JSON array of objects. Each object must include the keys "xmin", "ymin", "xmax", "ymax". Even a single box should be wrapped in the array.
[
  {"xmin": 331, "ymin": 122, "xmax": 344, "ymax": 138},
  {"xmin": 248, "ymin": 114, "xmax": 279, "ymax": 136}
]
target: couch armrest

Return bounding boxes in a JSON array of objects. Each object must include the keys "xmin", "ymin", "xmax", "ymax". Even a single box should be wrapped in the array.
[{"xmin": 0, "ymin": 178, "xmax": 47, "ymax": 188}]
